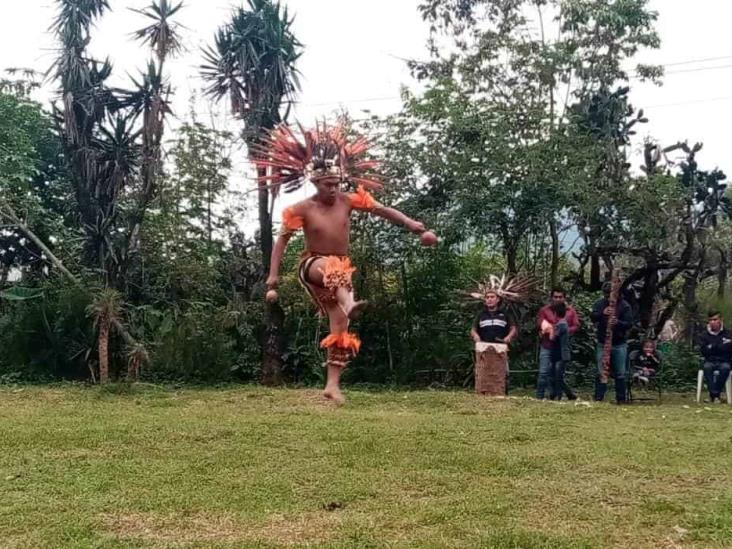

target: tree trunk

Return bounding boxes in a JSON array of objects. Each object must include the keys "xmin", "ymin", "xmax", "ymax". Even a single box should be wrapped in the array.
[
  {"xmin": 207, "ymin": 176, "xmax": 213, "ymax": 246},
  {"xmin": 590, "ymin": 252, "xmax": 602, "ymax": 290},
  {"xmin": 717, "ymin": 248, "xmax": 728, "ymax": 299},
  {"xmin": 505, "ymin": 239, "xmax": 519, "ymax": 275},
  {"xmin": 507, "ymin": 251, "xmax": 518, "ymax": 275},
  {"xmin": 0, "ymin": 201, "xmax": 79, "ymax": 284},
  {"xmin": 127, "ymin": 356, "xmax": 140, "ymax": 381},
  {"xmin": 682, "ymin": 272, "xmax": 699, "ymax": 344},
  {"xmin": 99, "ymin": 321, "xmax": 110, "ymax": 384},
  {"xmin": 385, "ymin": 319, "xmax": 394, "ymax": 382},
  {"xmin": 258, "ymin": 175, "xmax": 273, "ymax": 270},
  {"xmin": 654, "ymin": 299, "xmax": 678, "ymax": 338},
  {"xmin": 498, "ymin": 226, "xmax": 519, "ymax": 275},
  {"xmin": 575, "ymin": 251, "xmax": 588, "ymax": 288},
  {"xmin": 257, "ymin": 169, "xmax": 284, "ymax": 386},
  {"xmin": 400, "ymin": 261, "xmax": 410, "ymax": 310},
  {"xmin": 638, "ymin": 267, "xmax": 658, "ymax": 331},
  {"xmin": 549, "ymin": 218, "xmax": 560, "ymax": 288}
]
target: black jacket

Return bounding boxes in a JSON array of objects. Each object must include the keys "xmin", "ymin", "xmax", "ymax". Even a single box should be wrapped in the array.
[
  {"xmin": 698, "ymin": 327, "xmax": 732, "ymax": 363},
  {"xmin": 473, "ymin": 309, "xmax": 513, "ymax": 344},
  {"xmin": 590, "ymin": 298, "xmax": 632, "ymax": 346}
]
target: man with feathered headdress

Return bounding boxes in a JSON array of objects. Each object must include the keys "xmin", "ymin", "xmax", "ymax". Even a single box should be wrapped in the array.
[
  {"xmin": 256, "ymin": 120, "xmax": 437, "ymax": 404},
  {"xmin": 468, "ymin": 276, "xmax": 527, "ymax": 396}
]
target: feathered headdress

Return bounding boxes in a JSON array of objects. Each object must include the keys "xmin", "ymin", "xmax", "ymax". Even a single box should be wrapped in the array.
[
  {"xmin": 251, "ymin": 119, "xmax": 383, "ymax": 196},
  {"xmin": 465, "ymin": 274, "xmax": 536, "ymax": 304}
]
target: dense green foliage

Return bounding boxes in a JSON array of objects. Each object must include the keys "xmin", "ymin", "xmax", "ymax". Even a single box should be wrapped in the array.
[{"xmin": 1, "ymin": 0, "xmax": 730, "ymax": 388}]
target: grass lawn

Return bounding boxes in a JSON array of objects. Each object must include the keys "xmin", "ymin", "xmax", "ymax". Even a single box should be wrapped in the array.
[{"xmin": 1, "ymin": 385, "xmax": 731, "ymax": 548}]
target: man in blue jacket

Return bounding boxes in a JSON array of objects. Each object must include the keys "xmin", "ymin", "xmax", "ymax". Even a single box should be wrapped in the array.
[
  {"xmin": 698, "ymin": 311, "xmax": 732, "ymax": 403},
  {"xmin": 591, "ymin": 282, "xmax": 633, "ymax": 403}
]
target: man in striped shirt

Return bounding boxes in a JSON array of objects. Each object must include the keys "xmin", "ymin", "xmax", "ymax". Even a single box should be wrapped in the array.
[
  {"xmin": 471, "ymin": 290, "xmax": 517, "ymax": 345},
  {"xmin": 470, "ymin": 290, "xmax": 516, "ymax": 395}
]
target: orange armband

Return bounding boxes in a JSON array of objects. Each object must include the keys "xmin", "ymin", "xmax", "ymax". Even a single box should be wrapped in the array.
[
  {"xmin": 281, "ymin": 207, "xmax": 304, "ymax": 234},
  {"xmin": 348, "ymin": 185, "xmax": 377, "ymax": 211}
]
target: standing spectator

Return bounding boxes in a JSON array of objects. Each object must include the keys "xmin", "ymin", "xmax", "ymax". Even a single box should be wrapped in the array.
[
  {"xmin": 471, "ymin": 290, "xmax": 517, "ymax": 396},
  {"xmin": 698, "ymin": 311, "xmax": 732, "ymax": 403},
  {"xmin": 536, "ymin": 287, "xmax": 579, "ymax": 400},
  {"xmin": 591, "ymin": 282, "xmax": 633, "ymax": 403},
  {"xmin": 471, "ymin": 290, "xmax": 517, "ymax": 346}
]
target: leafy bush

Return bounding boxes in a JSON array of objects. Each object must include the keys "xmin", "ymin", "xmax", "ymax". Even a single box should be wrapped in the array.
[{"xmin": 0, "ymin": 284, "xmax": 93, "ymax": 381}]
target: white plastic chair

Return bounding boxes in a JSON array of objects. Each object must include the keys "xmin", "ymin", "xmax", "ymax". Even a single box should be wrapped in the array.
[{"xmin": 696, "ymin": 367, "xmax": 732, "ymax": 404}]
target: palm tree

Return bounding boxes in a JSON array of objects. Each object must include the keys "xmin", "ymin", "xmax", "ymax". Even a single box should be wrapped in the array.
[
  {"xmin": 126, "ymin": 343, "xmax": 150, "ymax": 381},
  {"xmin": 50, "ymin": 0, "xmax": 181, "ymax": 379},
  {"xmin": 51, "ymin": 0, "xmax": 183, "ymax": 286},
  {"xmin": 123, "ymin": 0, "xmax": 184, "ymax": 262},
  {"xmin": 51, "ymin": 0, "xmax": 127, "ymax": 281},
  {"xmin": 87, "ymin": 288, "xmax": 123, "ymax": 383},
  {"xmin": 132, "ymin": 0, "xmax": 183, "ymax": 63},
  {"xmin": 201, "ymin": 0, "xmax": 302, "ymax": 385}
]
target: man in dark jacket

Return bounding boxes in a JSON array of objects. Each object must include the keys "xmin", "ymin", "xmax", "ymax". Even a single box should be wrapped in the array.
[
  {"xmin": 471, "ymin": 291, "xmax": 517, "ymax": 345},
  {"xmin": 470, "ymin": 290, "xmax": 517, "ymax": 396},
  {"xmin": 591, "ymin": 282, "xmax": 633, "ymax": 403},
  {"xmin": 698, "ymin": 311, "xmax": 732, "ymax": 402}
]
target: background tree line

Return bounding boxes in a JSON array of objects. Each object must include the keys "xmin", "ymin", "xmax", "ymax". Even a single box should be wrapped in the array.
[{"xmin": 0, "ymin": 0, "xmax": 727, "ymax": 389}]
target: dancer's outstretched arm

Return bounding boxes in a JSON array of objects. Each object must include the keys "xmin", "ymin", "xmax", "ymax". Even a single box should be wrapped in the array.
[
  {"xmin": 349, "ymin": 186, "xmax": 436, "ymax": 244},
  {"xmin": 371, "ymin": 204, "xmax": 427, "ymax": 235}
]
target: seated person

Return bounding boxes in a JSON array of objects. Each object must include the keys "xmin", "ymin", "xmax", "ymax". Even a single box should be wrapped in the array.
[
  {"xmin": 631, "ymin": 340, "xmax": 661, "ymax": 385},
  {"xmin": 698, "ymin": 310, "xmax": 732, "ymax": 402}
]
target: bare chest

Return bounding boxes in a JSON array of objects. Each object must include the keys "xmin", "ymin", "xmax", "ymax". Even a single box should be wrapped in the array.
[{"xmin": 303, "ymin": 202, "xmax": 351, "ymax": 245}]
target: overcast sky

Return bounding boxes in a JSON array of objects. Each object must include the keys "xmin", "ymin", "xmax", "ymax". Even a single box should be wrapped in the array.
[{"xmin": 1, "ymin": 0, "xmax": 731, "ymax": 230}]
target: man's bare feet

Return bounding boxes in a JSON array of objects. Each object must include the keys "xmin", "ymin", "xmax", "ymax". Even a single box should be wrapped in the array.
[{"xmin": 323, "ymin": 386, "xmax": 346, "ymax": 405}]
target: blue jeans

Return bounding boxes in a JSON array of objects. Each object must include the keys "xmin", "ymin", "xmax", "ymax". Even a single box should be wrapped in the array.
[
  {"xmin": 551, "ymin": 361, "xmax": 570, "ymax": 400},
  {"xmin": 594, "ymin": 343, "xmax": 628, "ymax": 402},
  {"xmin": 536, "ymin": 348, "xmax": 552, "ymax": 399},
  {"xmin": 537, "ymin": 348, "xmax": 574, "ymax": 399},
  {"xmin": 703, "ymin": 361, "xmax": 731, "ymax": 399}
]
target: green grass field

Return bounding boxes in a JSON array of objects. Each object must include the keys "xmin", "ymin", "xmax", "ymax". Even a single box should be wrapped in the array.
[{"xmin": 1, "ymin": 385, "xmax": 731, "ymax": 548}]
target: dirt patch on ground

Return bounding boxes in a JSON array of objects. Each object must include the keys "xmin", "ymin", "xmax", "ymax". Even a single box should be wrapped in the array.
[{"xmin": 102, "ymin": 509, "xmax": 342, "ymax": 545}]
